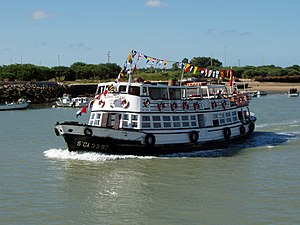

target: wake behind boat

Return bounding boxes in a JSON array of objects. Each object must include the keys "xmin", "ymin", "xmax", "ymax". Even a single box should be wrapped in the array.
[{"xmin": 54, "ymin": 51, "xmax": 257, "ymax": 156}]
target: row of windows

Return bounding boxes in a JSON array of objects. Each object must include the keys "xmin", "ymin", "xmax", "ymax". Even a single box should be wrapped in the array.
[
  {"xmin": 89, "ymin": 110, "xmax": 241, "ymax": 129},
  {"xmin": 141, "ymin": 115, "xmax": 197, "ymax": 129}
]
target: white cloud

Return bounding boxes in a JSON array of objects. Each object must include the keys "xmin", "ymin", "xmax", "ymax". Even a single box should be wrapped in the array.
[
  {"xmin": 144, "ymin": 0, "xmax": 167, "ymax": 7},
  {"xmin": 32, "ymin": 10, "xmax": 54, "ymax": 20}
]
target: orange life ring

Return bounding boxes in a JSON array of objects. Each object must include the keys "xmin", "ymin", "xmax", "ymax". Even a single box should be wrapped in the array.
[
  {"xmin": 222, "ymin": 100, "xmax": 226, "ymax": 109},
  {"xmin": 143, "ymin": 99, "xmax": 150, "ymax": 107},
  {"xmin": 121, "ymin": 99, "xmax": 130, "ymax": 108},
  {"xmin": 171, "ymin": 102, "xmax": 178, "ymax": 111},
  {"xmin": 99, "ymin": 100, "xmax": 105, "ymax": 108}
]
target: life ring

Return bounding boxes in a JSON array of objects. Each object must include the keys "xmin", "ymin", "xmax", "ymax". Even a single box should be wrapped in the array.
[
  {"xmin": 248, "ymin": 122, "xmax": 255, "ymax": 133},
  {"xmin": 143, "ymin": 99, "xmax": 150, "ymax": 107},
  {"xmin": 84, "ymin": 127, "xmax": 93, "ymax": 136},
  {"xmin": 182, "ymin": 101, "xmax": 189, "ymax": 110},
  {"xmin": 99, "ymin": 100, "xmax": 105, "ymax": 108},
  {"xmin": 222, "ymin": 100, "xmax": 226, "ymax": 109},
  {"xmin": 144, "ymin": 134, "xmax": 156, "ymax": 147},
  {"xmin": 223, "ymin": 127, "xmax": 231, "ymax": 139},
  {"xmin": 171, "ymin": 102, "xmax": 178, "ymax": 111},
  {"xmin": 193, "ymin": 102, "xmax": 200, "ymax": 110},
  {"xmin": 121, "ymin": 99, "xmax": 130, "ymax": 108},
  {"xmin": 54, "ymin": 128, "xmax": 60, "ymax": 136},
  {"xmin": 240, "ymin": 125, "xmax": 246, "ymax": 135},
  {"xmin": 189, "ymin": 131, "xmax": 199, "ymax": 144},
  {"xmin": 211, "ymin": 101, "xmax": 217, "ymax": 109}
]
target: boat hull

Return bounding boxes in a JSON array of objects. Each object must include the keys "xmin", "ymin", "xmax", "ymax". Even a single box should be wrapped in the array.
[
  {"xmin": 55, "ymin": 122, "xmax": 255, "ymax": 156},
  {"xmin": 0, "ymin": 102, "xmax": 29, "ymax": 111}
]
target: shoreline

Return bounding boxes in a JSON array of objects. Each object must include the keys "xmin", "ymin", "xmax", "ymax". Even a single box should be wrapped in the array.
[{"xmin": 235, "ymin": 81, "xmax": 300, "ymax": 94}]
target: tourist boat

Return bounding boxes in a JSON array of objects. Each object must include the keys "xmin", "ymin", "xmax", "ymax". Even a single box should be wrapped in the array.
[
  {"xmin": 287, "ymin": 88, "xmax": 299, "ymax": 97},
  {"xmin": 55, "ymin": 93, "xmax": 90, "ymax": 107},
  {"xmin": 54, "ymin": 73, "xmax": 257, "ymax": 156},
  {"xmin": 0, "ymin": 98, "xmax": 29, "ymax": 111}
]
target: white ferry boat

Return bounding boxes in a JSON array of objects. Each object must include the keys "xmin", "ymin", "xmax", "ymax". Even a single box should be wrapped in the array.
[
  {"xmin": 55, "ymin": 94, "xmax": 90, "ymax": 107},
  {"xmin": 54, "ymin": 74, "xmax": 256, "ymax": 156}
]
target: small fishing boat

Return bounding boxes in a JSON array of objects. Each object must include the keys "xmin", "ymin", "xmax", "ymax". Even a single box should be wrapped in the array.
[
  {"xmin": 287, "ymin": 88, "xmax": 299, "ymax": 97},
  {"xmin": 55, "ymin": 94, "xmax": 90, "ymax": 107},
  {"xmin": 0, "ymin": 98, "xmax": 29, "ymax": 111},
  {"xmin": 54, "ymin": 54, "xmax": 257, "ymax": 156}
]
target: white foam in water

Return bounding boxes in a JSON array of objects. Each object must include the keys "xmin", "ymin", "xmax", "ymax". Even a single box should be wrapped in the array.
[{"xmin": 44, "ymin": 149, "xmax": 154, "ymax": 161}]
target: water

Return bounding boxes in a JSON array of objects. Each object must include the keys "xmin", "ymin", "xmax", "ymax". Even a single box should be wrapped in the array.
[{"xmin": 0, "ymin": 95, "xmax": 300, "ymax": 225}]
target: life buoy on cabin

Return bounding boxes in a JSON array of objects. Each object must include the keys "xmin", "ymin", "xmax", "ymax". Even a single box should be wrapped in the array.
[
  {"xmin": 121, "ymin": 99, "xmax": 130, "ymax": 109},
  {"xmin": 240, "ymin": 125, "xmax": 246, "ymax": 135},
  {"xmin": 222, "ymin": 100, "xmax": 227, "ymax": 109},
  {"xmin": 182, "ymin": 101, "xmax": 189, "ymax": 110},
  {"xmin": 144, "ymin": 133, "xmax": 156, "ymax": 147},
  {"xmin": 248, "ymin": 122, "xmax": 255, "ymax": 133},
  {"xmin": 171, "ymin": 102, "xmax": 178, "ymax": 111},
  {"xmin": 84, "ymin": 127, "xmax": 93, "ymax": 136},
  {"xmin": 143, "ymin": 99, "xmax": 150, "ymax": 107},
  {"xmin": 223, "ymin": 127, "xmax": 231, "ymax": 139},
  {"xmin": 193, "ymin": 102, "xmax": 200, "ymax": 110},
  {"xmin": 99, "ymin": 100, "xmax": 105, "ymax": 108},
  {"xmin": 189, "ymin": 131, "xmax": 199, "ymax": 144},
  {"xmin": 211, "ymin": 101, "xmax": 217, "ymax": 109}
]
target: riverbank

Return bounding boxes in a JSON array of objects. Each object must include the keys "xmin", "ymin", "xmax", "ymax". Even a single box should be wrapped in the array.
[{"xmin": 235, "ymin": 81, "xmax": 300, "ymax": 94}]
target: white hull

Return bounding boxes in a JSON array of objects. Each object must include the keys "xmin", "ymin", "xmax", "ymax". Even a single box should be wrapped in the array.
[{"xmin": 0, "ymin": 102, "xmax": 29, "ymax": 111}]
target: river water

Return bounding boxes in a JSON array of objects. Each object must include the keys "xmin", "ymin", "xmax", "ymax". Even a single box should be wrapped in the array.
[{"xmin": 0, "ymin": 95, "xmax": 299, "ymax": 225}]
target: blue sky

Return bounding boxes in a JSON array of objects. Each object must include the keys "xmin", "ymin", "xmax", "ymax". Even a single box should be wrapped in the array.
[{"xmin": 1, "ymin": 0, "xmax": 300, "ymax": 68}]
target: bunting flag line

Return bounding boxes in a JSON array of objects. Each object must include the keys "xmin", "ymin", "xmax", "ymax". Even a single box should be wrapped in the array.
[{"xmin": 114, "ymin": 49, "xmax": 235, "ymax": 86}]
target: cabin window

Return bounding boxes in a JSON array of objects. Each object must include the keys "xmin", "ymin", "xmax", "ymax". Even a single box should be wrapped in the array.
[
  {"xmin": 122, "ymin": 114, "xmax": 129, "ymax": 127},
  {"xmin": 142, "ymin": 116, "xmax": 151, "ymax": 128},
  {"xmin": 219, "ymin": 113, "xmax": 225, "ymax": 125},
  {"xmin": 232, "ymin": 111, "xmax": 238, "ymax": 122},
  {"xmin": 172, "ymin": 115, "xmax": 180, "ymax": 128},
  {"xmin": 94, "ymin": 113, "xmax": 101, "ymax": 126},
  {"xmin": 129, "ymin": 86, "xmax": 140, "ymax": 96},
  {"xmin": 119, "ymin": 85, "xmax": 127, "ymax": 93},
  {"xmin": 169, "ymin": 88, "xmax": 181, "ymax": 100},
  {"xmin": 88, "ymin": 113, "xmax": 95, "ymax": 125},
  {"xmin": 212, "ymin": 114, "xmax": 219, "ymax": 126},
  {"xmin": 153, "ymin": 116, "xmax": 161, "ymax": 128},
  {"xmin": 181, "ymin": 115, "xmax": 189, "ymax": 127},
  {"xmin": 131, "ymin": 114, "xmax": 138, "ymax": 128},
  {"xmin": 226, "ymin": 112, "xmax": 232, "ymax": 123},
  {"xmin": 163, "ymin": 116, "xmax": 171, "ymax": 128},
  {"xmin": 190, "ymin": 115, "xmax": 197, "ymax": 127},
  {"xmin": 149, "ymin": 87, "xmax": 168, "ymax": 100},
  {"xmin": 142, "ymin": 87, "xmax": 148, "ymax": 96}
]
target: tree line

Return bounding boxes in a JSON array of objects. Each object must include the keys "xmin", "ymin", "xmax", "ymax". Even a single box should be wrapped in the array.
[{"xmin": 1, "ymin": 57, "xmax": 300, "ymax": 82}]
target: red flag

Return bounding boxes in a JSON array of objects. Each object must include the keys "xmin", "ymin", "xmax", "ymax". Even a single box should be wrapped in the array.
[
  {"xmin": 133, "ymin": 64, "xmax": 137, "ymax": 74},
  {"xmin": 229, "ymin": 70, "xmax": 234, "ymax": 87}
]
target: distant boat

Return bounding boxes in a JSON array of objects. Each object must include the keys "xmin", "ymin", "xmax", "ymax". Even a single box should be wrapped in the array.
[
  {"xmin": 288, "ymin": 88, "xmax": 299, "ymax": 97},
  {"xmin": 55, "ymin": 94, "xmax": 90, "ymax": 108},
  {"xmin": 0, "ymin": 99, "xmax": 29, "ymax": 111},
  {"xmin": 257, "ymin": 90, "xmax": 267, "ymax": 96}
]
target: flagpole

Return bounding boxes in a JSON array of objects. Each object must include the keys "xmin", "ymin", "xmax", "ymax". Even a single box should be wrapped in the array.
[{"xmin": 179, "ymin": 64, "xmax": 184, "ymax": 86}]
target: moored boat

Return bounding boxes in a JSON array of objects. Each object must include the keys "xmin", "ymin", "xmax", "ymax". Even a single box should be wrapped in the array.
[
  {"xmin": 55, "ymin": 94, "xmax": 90, "ymax": 107},
  {"xmin": 0, "ymin": 98, "xmax": 29, "ymax": 111},
  {"xmin": 287, "ymin": 88, "xmax": 299, "ymax": 97}
]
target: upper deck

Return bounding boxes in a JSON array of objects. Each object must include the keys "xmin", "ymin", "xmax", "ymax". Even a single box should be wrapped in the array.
[{"xmin": 91, "ymin": 81, "xmax": 250, "ymax": 113}]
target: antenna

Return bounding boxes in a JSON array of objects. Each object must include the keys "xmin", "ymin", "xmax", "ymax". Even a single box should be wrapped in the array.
[{"xmin": 107, "ymin": 51, "xmax": 110, "ymax": 63}]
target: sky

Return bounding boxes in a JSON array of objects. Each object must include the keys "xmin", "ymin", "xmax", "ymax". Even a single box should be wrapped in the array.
[{"xmin": 1, "ymin": 0, "xmax": 300, "ymax": 68}]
